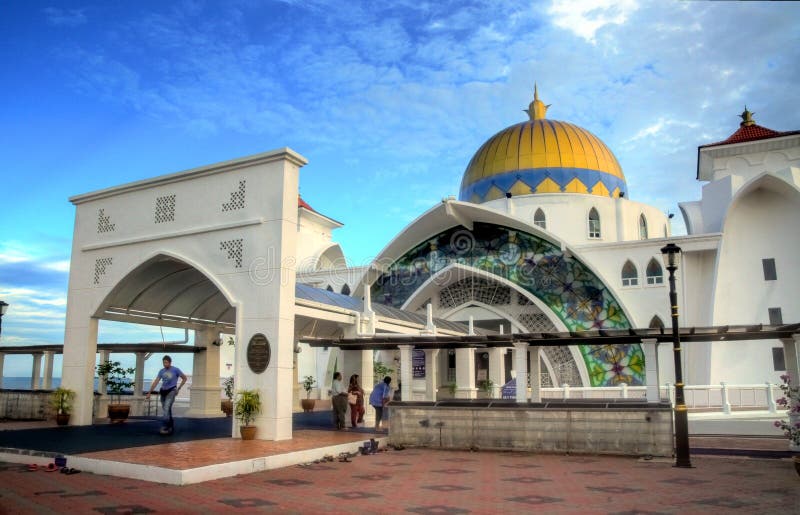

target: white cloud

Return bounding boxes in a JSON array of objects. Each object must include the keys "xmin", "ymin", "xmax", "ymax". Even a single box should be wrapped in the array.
[
  {"xmin": 548, "ymin": 0, "xmax": 639, "ymax": 43},
  {"xmin": 42, "ymin": 260, "xmax": 71, "ymax": 273}
]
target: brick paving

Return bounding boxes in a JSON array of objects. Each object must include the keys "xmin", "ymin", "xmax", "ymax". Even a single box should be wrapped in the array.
[
  {"xmin": 1, "ymin": 448, "xmax": 798, "ymax": 514},
  {"xmin": 1, "ymin": 415, "xmax": 798, "ymax": 513}
]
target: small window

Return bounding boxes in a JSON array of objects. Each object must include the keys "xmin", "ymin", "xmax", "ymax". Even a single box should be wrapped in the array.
[
  {"xmin": 326, "ymin": 285, "xmax": 334, "ymax": 292},
  {"xmin": 768, "ymin": 307, "xmax": 783, "ymax": 326},
  {"xmin": 533, "ymin": 208, "xmax": 546, "ymax": 229},
  {"xmin": 649, "ymin": 315, "xmax": 665, "ymax": 329},
  {"xmin": 639, "ymin": 214, "xmax": 648, "ymax": 240},
  {"xmin": 646, "ymin": 258, "xmax": 664, "ymax": 285},
  {"xmin": 340, "ymin": 283, "xmax": 351, "ymax": 296},
  {"xmin": 762, "ymin": 258, "xmax": 777, "ymax": 281},
  {"xmin": 588, "ymin": 208, "xmax": 601, "ymax": 239},
  {"xmin": 621, "ymin": 260, "xmax": 638, "ymax": 286},
  {"xmin": 772, "ymin": 347, "xmax": 786, "ymax": 371}
]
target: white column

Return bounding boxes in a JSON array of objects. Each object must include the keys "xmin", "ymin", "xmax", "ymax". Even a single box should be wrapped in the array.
[
  {"xmin": 513, "ymin": 342, "xmax": 529, "ymax": 403},
  {"xmin": 398, "ymin": 345, "xmax": 413, "ymax": 401},
  {"xmin": 187, "ymin": 329, "xmax": 223, "ymax": 417},
  {"xmin": 641, "ymin": 338, "xmax": 660, "ymax": 402},
  {"xmin": 488, "ymin": 348, "xmax": 505, "ymax": 399},
  {"xmin": 31, "ymin": 353, "xmax": 43, "ymax": 390},
  {"xmin": 134, "ymin": 353, "xmax": 146, "ymax": 395},
  {"xmin": 424, "ymin": 349, "xmax": 440, "ymax": 401},
  {"xmin": 42, "ymin": 351, "xmax": 54, "ymax": 390},
  {"xmin": 529, "ymin": 346, "xmax": 541, "ymax": 402},
  {"xmin": 454, "ymin": 348, "xmax": 476, "ymax": 399},
  {"xmin": 361, "ymin": 349, "xmax": 375, "ymax": 427}
]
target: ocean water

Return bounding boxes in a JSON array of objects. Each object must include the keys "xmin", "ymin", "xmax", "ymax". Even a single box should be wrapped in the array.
[
  {"xmin": 2, "ymin": 376, "xmax": 200, "ymax": 401},
  {"xmin": 2, "ymin": 376, "xmax": 68, "ymax": 390}
]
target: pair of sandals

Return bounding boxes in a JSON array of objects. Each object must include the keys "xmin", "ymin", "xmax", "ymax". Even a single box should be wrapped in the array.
[{"xmin": 26, "ymin": 463, "xmax": 80, "ymax": 474}]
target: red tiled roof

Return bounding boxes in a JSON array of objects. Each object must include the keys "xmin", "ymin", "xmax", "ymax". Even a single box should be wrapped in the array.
[
  {"xmin": 297, "ymin": 195, "xmax": 316, "ymax": 213},
  {"xmin": 702, "ymin": 123, "xmax": 783, "ymax": 148}
]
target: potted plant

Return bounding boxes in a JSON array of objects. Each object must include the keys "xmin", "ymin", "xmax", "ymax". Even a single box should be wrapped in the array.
[
  {"xmin": 478, "ymin": 379, "xmax": 495, "ymax": 398},
  {"xmin": 773, "ymin": 373, "xmax": 800, "ymax": 476},
  {"xmin": 96, "ymin": 360, "xmax": 135, "ymax": 423},
  {"xmin": 50, "ymin": 387, "xmax": 76, "ymax": 426},
  {"xmin": 235, "ymin": 389, "xmax": 261, "ymax": 440},
  {"xmin": 445, "ymin": 381, "xmax": 458, "ymax": 398},
  {"xmin": 301, "ymin": 375, "xmax": 316, "ymax": 412},
  {"xmin": 221, "ymin": 376, "xmax": 234, "ymax": 417}
]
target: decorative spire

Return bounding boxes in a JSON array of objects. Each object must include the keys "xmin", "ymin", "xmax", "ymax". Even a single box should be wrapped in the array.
[
  {"xmin": 524, "ymin": 82, "xmax": 550, "ymax": 120},
  {"xmin": 739, "ymin": 105, "xmax": 755, "ymax": 127}
]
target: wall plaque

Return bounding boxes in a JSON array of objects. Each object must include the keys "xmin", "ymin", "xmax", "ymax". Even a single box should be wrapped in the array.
[{"xmin": 246, "ymin": 333, "xmax": 271, "ymax": 374}]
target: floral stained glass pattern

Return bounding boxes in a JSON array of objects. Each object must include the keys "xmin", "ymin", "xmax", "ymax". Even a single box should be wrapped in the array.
[{"xmin": 370, "ymin": 223, "xmax": 643, "ymax": 386}]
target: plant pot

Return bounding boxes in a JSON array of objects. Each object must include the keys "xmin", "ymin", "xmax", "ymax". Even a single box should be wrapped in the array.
[
  {"xmin": 221, "ymin": 400, "xmax": 233, "ymax": 417},
  {"xmin": 108, "ymin": 403, "xmax": 130, "ymax": 424},
  {"xmin": 240, "ymin": 425, "xmax": 257, "ymax": 440},
  {"xmin": 301, "ymin": 399, "xmax": 316, "ymax": 412},
  {"xmin": 55, "ymin": 413, "xmax": 70, "ymax": 426}
]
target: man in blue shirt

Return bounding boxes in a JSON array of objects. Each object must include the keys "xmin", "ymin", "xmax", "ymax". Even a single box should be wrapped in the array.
[
  {"xmin": 145, "ymin": 355, "xmax": 187, "ymax": 435},
  {"xmin": 368, "ymin": 376, "xmax": 392, "ymax": 431}
]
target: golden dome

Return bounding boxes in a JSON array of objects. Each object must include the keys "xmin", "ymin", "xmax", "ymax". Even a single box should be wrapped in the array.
[{"xmin": 459, "ymin": 87, "xmax": 627, "ymax": 203}]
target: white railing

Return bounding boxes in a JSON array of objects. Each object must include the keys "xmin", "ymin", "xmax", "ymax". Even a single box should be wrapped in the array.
[{"xmin": 537, "ymin": 382, "xmax": 781, "ymax": 414}]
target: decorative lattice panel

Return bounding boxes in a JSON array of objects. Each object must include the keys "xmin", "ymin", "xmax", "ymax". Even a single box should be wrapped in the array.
[
  {"xmin": 517, "ymin": 312, "xmax": 554, "ymax": 333},
  {"xmin": 155, "ymin": 194, "xmax": 176, "ymax": 224},
  {"xmin": 94, "ymin": 257, "xmax": 113, "ymax": 284},
  {"xmin": 439, "ymin": 277, "xmax": 511, "ymax": 309},
  {"xmin": 220, "ymin": 239, "xmax": 243, "ymax": 268},
  {"xmin": 222, "ymin": 180, "xmax": 246, "ymax": 212},
  {"xmin": 97, "ymin": 209, "xmax": 115, "ymax": 233}
]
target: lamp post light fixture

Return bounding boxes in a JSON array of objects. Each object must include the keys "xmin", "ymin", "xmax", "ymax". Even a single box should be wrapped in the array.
[
  {"xmin": 0, "ymin": 300, "xmax": 8, "ymax": 341},
  {"xmin": 660, "ymin": 243, "xmax": 692, "ymax": 468}
]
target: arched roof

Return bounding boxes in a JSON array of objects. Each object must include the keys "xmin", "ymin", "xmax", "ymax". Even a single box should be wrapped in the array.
[{"xmin": 98, "ymin": 255, "xmax": 235, "ymax": 330}]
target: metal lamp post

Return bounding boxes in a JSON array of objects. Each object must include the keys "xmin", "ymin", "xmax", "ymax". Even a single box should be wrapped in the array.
[
  {"xmin": 0, "ymin": 300, "xmax": 8, "ymax": 340},
  {"xmin": 660, "ymin": 243, "xmax": 692, "ymax": 468}
]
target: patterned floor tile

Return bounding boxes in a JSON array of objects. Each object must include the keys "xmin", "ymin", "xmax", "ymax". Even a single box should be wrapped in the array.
[
  {"xmin": 93, "ymin": 505, "xmax": 155, "ymax": 514},
  {"xmin": 501, "ymin": 463, "xmax": 541, "ymax": 469},
  {"xmin": 406, "ymin": 505, "xmax": 470, "ymax": 514},
  {"xmin": 326, "ymin": 491, "xmax": 382, "ymax": 500},
  {"xmin": 694, "ymin": 497, "xmax": 756, "ymax": 509},
  {"xmin": 265, "ymin": 478, "xmax": 312, "ymax": 486},
  {"xmin": 501, "ymin": 477, "xmax": 550, "ymax": 484},
  {"xmin": 659, "ymin": 477, "xmax": 711, "ymax": 486},
  {"xmin": 218, "ymin": 498, "xmax": 276, "ymax": 508},
  {"xmin": 506, "ymin": 494, "xmax": 563, "ymax": 505},
  {"xmin": 573, "ymin": 469, "xmax": 620, "ymax": 475},
  {"xmin": 586, "ymin": 486, "xmax": 643, "ymax": 494},
  {"xmin": 421, "ymin": 485, "xmax": 474, "ymax": 492},
  {"xmin": 430, "ymin": 468, "xmax": 473, "ymax": 474},
  {"xmin": 352, "ymin": 473, "xmax": 392, "ymax": 480},
  {"xmin": 61, "ymin": 490, "xmax": 107, "ymax": 498}
]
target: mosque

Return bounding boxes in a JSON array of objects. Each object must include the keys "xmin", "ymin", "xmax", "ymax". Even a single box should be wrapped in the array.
[
  {"xmin": 51, "ymin": 87, "xmax": 799, "ymax": 441},
  {"xmin": 296, "ymin": 88, "xmax": 800, "ymax": 393}
]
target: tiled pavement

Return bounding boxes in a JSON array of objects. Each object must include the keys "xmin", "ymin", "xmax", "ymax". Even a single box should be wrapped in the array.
[
  {"xmin": 1, "ymin": 414, "xmax": 798, "ymax": 513},
  {"xmin": 1, "ymin": 448, "xmax": 798, "ymax": 514}
]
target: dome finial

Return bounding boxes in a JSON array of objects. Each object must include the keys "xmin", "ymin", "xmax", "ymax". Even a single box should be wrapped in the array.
[
  {"xmin": 739, "ymin": 105, "xmax": 755, "ymax": 127},
  {"xmin": 525, "ymin": 82, "xmax": 549, "ymax": 120}
]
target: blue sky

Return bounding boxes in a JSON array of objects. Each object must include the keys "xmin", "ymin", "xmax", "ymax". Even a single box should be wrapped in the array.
[{"xmin": 1, "ymin": 0, "xmax": 799, "ymax": 376}]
